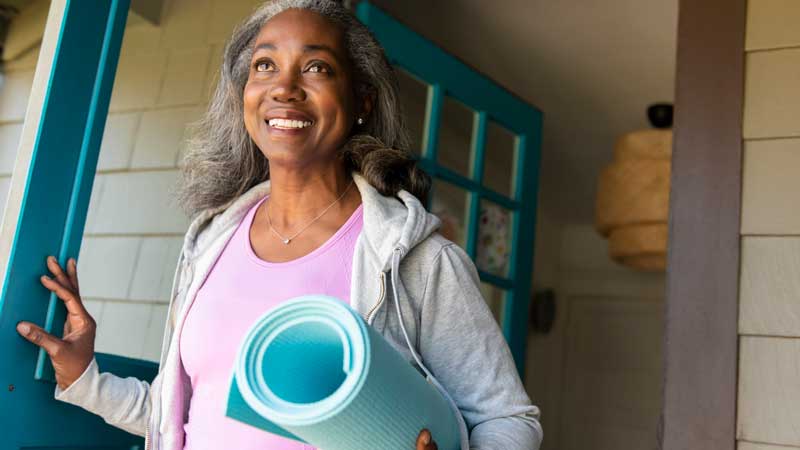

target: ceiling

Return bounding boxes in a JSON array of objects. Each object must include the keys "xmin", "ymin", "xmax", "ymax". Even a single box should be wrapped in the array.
[{"xmin": 370, "ymin": 0, "xmax": 678, "ymax": 224}]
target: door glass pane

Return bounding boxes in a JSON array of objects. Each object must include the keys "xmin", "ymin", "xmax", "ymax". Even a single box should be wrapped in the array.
[
  {"xmin": 476, "ymin": 199, "xmax": 513, "ymax": 278},
  {"xmin": 482, "ymin": 120, "xmax": 519, "ymax": 198},
  {"xmin": 436, "ymin": 95, "xmax": 476, "ymax": 179},
  {"xmin": 480, "ymin": 282, "xmax": 506, "ymax": 326},
  {"xmin": 430, "ymin": 178, "xmax": 470, "ymax": 250},
  {"xmin": 394, "ymin": 67, "xmax": 429, "ymax": 157}
]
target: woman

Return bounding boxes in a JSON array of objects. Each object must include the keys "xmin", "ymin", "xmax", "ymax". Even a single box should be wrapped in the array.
[{"xmin": 15, "ymin": 1, "xmax": 542, "ymax": 449}]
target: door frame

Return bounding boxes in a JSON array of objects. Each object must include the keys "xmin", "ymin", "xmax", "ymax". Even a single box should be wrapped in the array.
[
  {"xmin": 0, "ymin": 1, "xmax": 154, "ymax": 448},
  {"xmin": 661, "ymin": 1, "xmax": 746, "ymax": 449}
]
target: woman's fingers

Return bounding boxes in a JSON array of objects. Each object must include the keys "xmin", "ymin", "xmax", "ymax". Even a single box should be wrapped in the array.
[
  {"xmin": 16, "ymin": 321, "xmax": 66, "ymax": 357},
  {"xmin": 66, "ymin": 258, "xmax": 80, "ymax": 296},
  {"xmin": 40, "ymin": 273, "xmax": 89, "ymax": 319},
  {"xmin": 416, "ymin": 429, "xmax": 437, "ymax": 450},
  {"xmin": 46, "ymin": 256, "xmax": 75, "ymax": 293}
]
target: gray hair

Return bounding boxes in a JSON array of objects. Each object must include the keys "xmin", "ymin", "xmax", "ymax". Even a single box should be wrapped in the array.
[{"xmin": 175, "ymin": 0, "xmax": 430, "ymax": 220}]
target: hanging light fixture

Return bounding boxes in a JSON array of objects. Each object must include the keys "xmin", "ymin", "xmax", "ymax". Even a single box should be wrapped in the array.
[{"xmin": 595, "ymin": 104, "xmax": 673, "ymax": 271}]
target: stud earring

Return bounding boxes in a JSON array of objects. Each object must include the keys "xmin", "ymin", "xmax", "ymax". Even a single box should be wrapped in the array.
[{"xmin": 357, "ymin": 117, "xmax": 365, "ymax": 125}]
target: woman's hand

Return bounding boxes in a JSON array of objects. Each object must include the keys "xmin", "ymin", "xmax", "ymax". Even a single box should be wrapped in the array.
[
  {"xmin": 416, "ymin": 429, "xmax": 438, "ymax": 450},
  {"xmin": 16, "ymin": 255, "xmax": 96, "ymax": 391}
]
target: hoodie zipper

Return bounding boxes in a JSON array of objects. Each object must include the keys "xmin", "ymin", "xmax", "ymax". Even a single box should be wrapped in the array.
[
  {"xmin": 146, "ymin": 253, "xmax": 190, "ymax": 450},
  {"xmin": 365, "ymin": 272, "xmax": 386, "ymax": 324},
  {"xmin": 145, "ymin": 402, "xmax": 160, "ymax": 450},
  {"xmin": 148, "ymin": 401, "xmax": 162, "ymax": 450}
]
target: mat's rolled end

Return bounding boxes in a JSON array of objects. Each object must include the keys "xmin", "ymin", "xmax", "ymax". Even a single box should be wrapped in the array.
[{"xmin": 225, "ymin": 376, "xmax": 306, "ymax": 443}]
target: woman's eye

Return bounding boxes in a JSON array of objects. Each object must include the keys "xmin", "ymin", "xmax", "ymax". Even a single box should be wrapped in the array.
[
  {"xmin": 306, "ymin": 63, "xmax": 331, "ymax": 74},
  {"xmin": 255, "ymin": 61, "xmax": 275, "ymax": 72}
]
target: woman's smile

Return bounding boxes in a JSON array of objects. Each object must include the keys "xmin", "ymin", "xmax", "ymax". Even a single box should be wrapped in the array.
[
  {"xmin": 264, "ymin": 109, "xmax": 315, "ymax": 137},
  {"xmin": 267, "ymin": 119, "xmax": 312, "ymax": 130}
]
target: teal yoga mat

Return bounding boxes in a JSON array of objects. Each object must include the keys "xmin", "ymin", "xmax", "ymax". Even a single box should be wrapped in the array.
[{"xmin": 225, "ymin": 294, "xmax": 461, "ymax": 450}]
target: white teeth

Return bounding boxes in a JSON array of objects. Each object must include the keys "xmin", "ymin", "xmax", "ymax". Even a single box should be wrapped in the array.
[{"xmin": 268, "ymin": 118, "xmax": 312, "ymax": 129}]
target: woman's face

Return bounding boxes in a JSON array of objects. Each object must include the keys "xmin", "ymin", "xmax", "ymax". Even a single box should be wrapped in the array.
[{"xmin": 243, "ymin": 8, "xmax": 358, "ymax": 171}]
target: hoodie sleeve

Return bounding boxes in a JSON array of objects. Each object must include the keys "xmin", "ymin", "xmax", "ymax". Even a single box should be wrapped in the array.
[
  {"xmin": 418, "ymin": 243, "xmax": 543, "ymax": 450},
  {"xmin": 53, "ymin": 356, "xmax": 157, "ymax": 437}
]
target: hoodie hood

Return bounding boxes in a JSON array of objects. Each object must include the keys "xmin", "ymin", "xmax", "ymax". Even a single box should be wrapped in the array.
[
  {"xmin": 181, "ymin": 171, "xmax": 442, "ymax": 274},
  {"xmin": 351, "ymin": 173, "xmax": 441, "ymax": 271}
]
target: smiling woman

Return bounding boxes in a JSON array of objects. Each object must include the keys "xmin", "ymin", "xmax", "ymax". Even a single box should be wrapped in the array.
[{"xmin": 15, "ymin": 1, "xmax": 542, "ymax": 450}]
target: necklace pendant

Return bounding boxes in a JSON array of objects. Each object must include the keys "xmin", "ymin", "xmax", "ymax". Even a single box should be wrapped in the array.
[{"xmin": 266, "ymin": 179, "xmax": 353, "ymax": 247}]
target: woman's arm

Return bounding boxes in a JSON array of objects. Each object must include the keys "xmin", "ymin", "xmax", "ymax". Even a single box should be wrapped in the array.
[
  {"xmin": 14, "ymin": 255, "xmax": 157, "ymax": 438},
  {"xmin": 53, "ymin": 356, "xmax": 157, "ymax": 437},
  {"xmin": 418, "ymin": 243, "xmax": 543, "ymax": 450}
]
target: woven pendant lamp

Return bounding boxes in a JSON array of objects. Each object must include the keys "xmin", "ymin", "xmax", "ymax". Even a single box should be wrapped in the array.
[{"xmin": 595, "ymin": 104, "xmax": 673, "ymax": 271}]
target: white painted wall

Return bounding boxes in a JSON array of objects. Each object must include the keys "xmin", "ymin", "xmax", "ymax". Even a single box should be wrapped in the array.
[
  {"xmin": 737, "ymin": 2, "xmax": 800, "ymax": 449},
  {"xmin": 525, "ymin": 225, "xmax": 664, "ymax": 450}
]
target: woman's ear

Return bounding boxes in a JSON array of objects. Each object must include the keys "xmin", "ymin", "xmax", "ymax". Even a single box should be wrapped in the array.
[{"xmin": 358, "ymin": 85, "xmax": 376, "ymax": 122}]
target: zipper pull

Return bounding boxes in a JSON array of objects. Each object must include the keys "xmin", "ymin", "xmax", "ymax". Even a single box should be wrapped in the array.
[{"xmin": 365, "ymin": 272, "xmax": 386, "ymax": 324}]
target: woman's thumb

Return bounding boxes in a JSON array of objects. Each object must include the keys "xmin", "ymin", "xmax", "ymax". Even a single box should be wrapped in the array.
[{"xmin": 16, "ymin": 321, "xmax": 64, "ymax": 357}]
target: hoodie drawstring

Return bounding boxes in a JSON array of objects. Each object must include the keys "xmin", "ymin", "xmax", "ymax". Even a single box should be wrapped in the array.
[{"xmin": 390, "ymin": 247, "xmax": 470, "ymax": 450}]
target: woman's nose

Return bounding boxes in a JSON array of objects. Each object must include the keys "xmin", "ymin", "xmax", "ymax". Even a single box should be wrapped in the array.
[{"xmin": 269, "ymin": 72, "xmax": 306, "ymax": 103}]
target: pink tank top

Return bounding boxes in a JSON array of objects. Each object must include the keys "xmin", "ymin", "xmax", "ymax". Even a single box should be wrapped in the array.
[{"xmin": 180, "ymin": 194, "xmax": 364, "ymax": 450}]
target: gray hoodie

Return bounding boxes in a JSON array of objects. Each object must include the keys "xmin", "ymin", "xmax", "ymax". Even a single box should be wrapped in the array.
[{"xmin": 53, "ymin": 172, "xmax": 543, "ymax": 450}]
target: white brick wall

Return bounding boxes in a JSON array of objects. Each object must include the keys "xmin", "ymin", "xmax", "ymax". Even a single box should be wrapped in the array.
[
  {"xmin": 0, "ymin": 0, "xmax": 264, "ymax": 362},
  {"xmin": 86, "ymin": 171, "xmax": 189, "ymax": 235},
  {"xmin": 98, "ymin": 112, "xmax": 140, "ymax": 171},
  {"xmin": 157, "ymin": 48, "xmax": 212, "ymax": 107},
  {"xmin": 94, "ymin": 301, "xmax": 154, "ymax": 358},
  {"xmin": 131, "ymin": 106, "xmax": 203, "ymax": 168},
  {"xmin": 78, "ymin": 237, "xmax": 142, "ymax": 300},
  {"xmin": 128, "ymin": 237, "xmax": 184, "ymax": 302},
  {"xmin": 80, "ymin": 0, "xmax": 244, "ymax": 361},
  {"xmin": 85, "ymin": 0, "xmax": 261, "ymax": 361},
  {"xmin": 737, "ymin": 1, "xmax": 800, "ymax": 449}
]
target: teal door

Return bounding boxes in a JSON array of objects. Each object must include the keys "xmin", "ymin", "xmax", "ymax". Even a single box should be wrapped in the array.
[
  {"xmin": 357, "ymin": 3, "xmax": 543, "ymax": 375},
  {"xmin": 0, "ymin": 1, "xmax": 155, "ymax": 449}
]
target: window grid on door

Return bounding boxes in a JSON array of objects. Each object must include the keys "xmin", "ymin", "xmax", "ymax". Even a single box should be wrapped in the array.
[{"xmin": 356, "ymin": 2, "xmax": 543, "ymax": 375}]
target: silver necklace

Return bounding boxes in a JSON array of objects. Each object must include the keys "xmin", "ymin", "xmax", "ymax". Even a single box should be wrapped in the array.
[{"xmin": 266, "ymin": 179, "xmax": 354, "ymax": 245}]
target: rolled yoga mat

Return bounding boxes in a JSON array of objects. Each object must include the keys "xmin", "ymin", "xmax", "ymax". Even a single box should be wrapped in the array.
[{"xmin": 225, "ymin": 294, "xmax": 461, "ymax": 450}]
